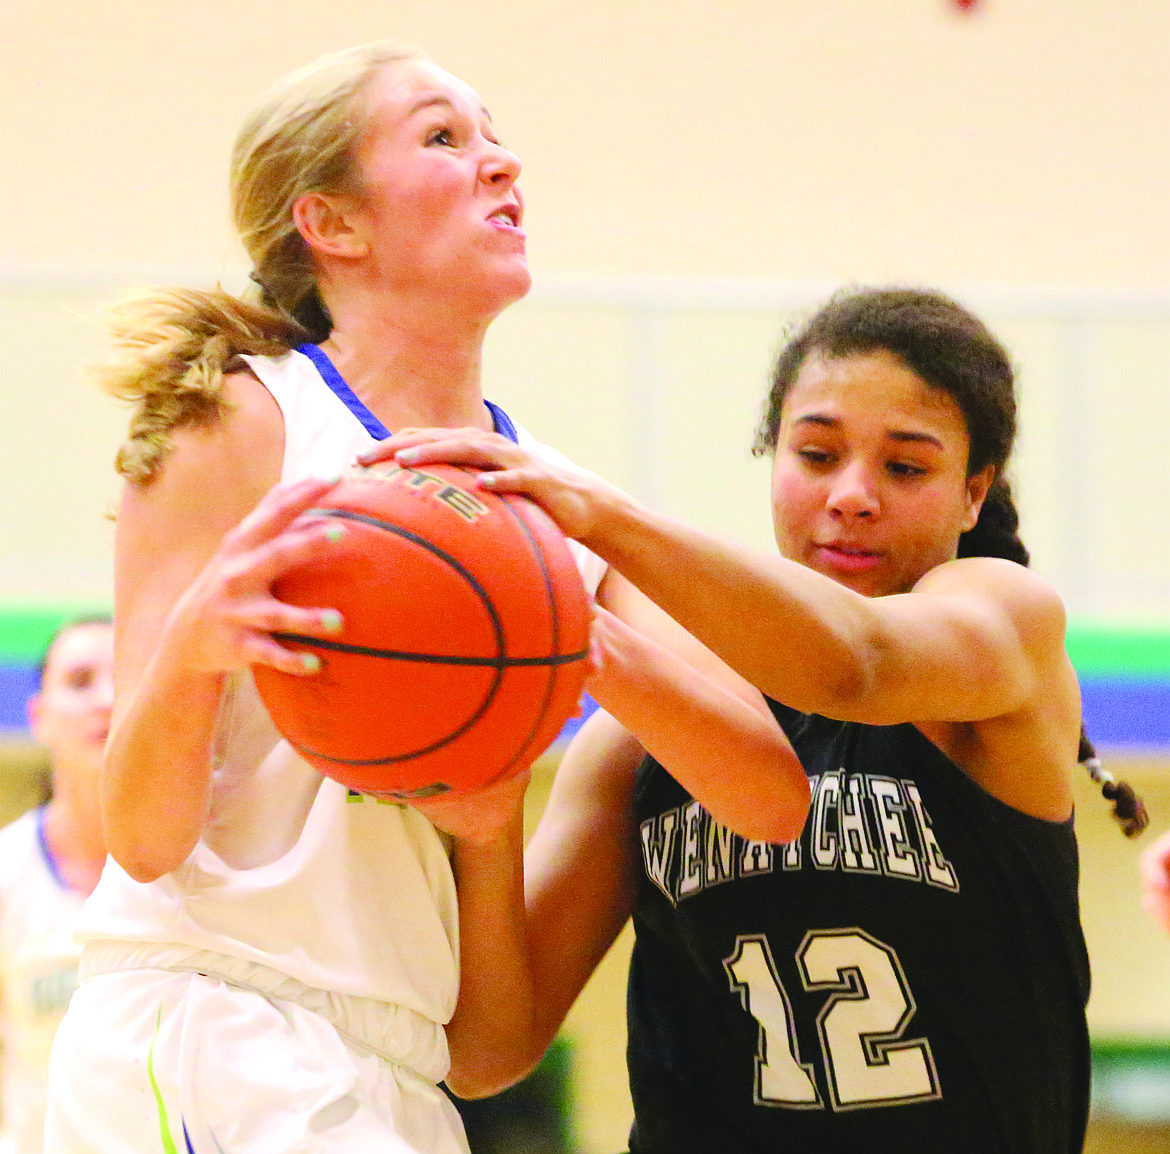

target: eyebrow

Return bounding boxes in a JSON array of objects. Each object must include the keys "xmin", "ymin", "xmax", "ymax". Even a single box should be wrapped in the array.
[
  {"xmin": 408, "ymin": 95, "xmax": 492, "ymax": 120},
  {"xmin": 793, "ymin": 414, "xmax": 946, "ymax": 450}
]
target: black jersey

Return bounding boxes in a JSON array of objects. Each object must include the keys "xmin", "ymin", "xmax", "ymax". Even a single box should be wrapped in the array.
[{"xmin": 626, "ymin": 700, "xmax": 1090, "ymax": 1153}]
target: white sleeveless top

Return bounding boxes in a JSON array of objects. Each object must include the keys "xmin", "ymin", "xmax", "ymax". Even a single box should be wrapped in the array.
[{"xmin": 75, "ymin": 347, "xmax": 606, "ymax": 1075}]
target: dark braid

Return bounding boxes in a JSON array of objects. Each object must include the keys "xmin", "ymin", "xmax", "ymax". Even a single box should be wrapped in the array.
[
  {"xmin": 757, "ymin": 286, "xmax": 1147, "ymax": 838},
  {"xmin": 963, "ymin": 480, "xmax": 1148, "ymax": 837},
  {"xmin": 1078, "ymin": 732, "xmax": 1148, "ymax": 838}
]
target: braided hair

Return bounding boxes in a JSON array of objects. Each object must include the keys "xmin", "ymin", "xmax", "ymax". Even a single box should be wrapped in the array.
[
  {"xmin": 755, "ymin": 287, "xmax": 1147, "ymax": 837},
  {"xmin": 958, "ymin": 480, "xmax": 1147, "ymax": 837}
]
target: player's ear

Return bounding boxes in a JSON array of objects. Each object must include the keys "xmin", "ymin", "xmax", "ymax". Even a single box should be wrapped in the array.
[
  {"xmin": 961, "ymin": 464, "xmax": 995, "ymax": 533},
  {"xmin": 26, "ymin": 692, "xmax": 43, "ymax": 739},
  {"xmin": 293, "ymin": 193, "xmax": 370, "ymax": 260}
]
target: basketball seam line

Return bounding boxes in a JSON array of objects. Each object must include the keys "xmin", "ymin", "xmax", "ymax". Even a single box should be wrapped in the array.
[
  {"xmin": 487, "ymin": 494, "xmax": 568, "ymax": 784},
  {"xmin": 271, "ymin": 632, "xmax": 588, "ymax": 666}
]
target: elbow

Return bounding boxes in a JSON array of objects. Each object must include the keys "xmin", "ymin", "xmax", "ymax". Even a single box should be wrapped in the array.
[
  {"xmin": 708, "ymin": 768, "xmax": 811, "ymax": 846},
  {"xmin": 732, "ymin": 789, "xmax": 811, "ymax": 846},
  {"xmin": 111, "ymin": 852, "xmax": 172, "ymax": 885},
  {"xmin": 759, "ymin": 805, "xmax": 811, "ymax": 848},
  {"xmin": 106, "ymin": 834, "xmax": 191, "ymax": 884},
  {"xmin": 102, "ymin": 790, "xmax": 201, "ymax": 884},
  {"xmin": 445, "ymin": 1053, "xmax": 541, "ymax": 1101},
  {"xmin": 445, "ymin": 1021, "xmax": 549, "ymax": 1100},
  {"xmin": 772, "ymin": 812, "xmax": 810, "ymax": 847},
  {"xmin": 802, "ymin": 644, "xmax": 882, "ymax": 720},
  {"xmin": 826, "ymin": 653, "xmax": 878, "ymax": 716}
]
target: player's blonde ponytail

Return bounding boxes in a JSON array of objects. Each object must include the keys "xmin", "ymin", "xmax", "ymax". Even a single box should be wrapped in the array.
[
  {"xmin": 102, "ymin": 41, "xmax": 427, "ymax": 485},
  {"xmin": 97, "ymin": 286, "xmax": 307, "ymax": 484}
]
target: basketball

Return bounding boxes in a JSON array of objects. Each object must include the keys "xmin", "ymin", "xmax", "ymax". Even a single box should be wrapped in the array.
[{"xmin": 252, "ymin": 461, "xmax": 593, "ymax": 798}]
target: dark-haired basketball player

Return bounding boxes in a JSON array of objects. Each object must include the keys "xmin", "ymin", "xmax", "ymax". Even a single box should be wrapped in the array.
[{"xmin": 376, "ymin": 286, "xmax": 1104, "ymax": 1153}]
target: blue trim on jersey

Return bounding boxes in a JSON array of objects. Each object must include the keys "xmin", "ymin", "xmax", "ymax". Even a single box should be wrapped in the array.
[
  {"xmin": 295, "ymin": 344, "xmax": 520, "ymax": 444},
  {"xmin": 484, "ymin": 399, "xmax": 519, "ymax": 443},
  {"xmin": 35, "ymin": 805, "xmax": 69, "ymax": 891},
  {"xmin": 295, "ymin": 343, "xmax": 390, "ymax": 440}
]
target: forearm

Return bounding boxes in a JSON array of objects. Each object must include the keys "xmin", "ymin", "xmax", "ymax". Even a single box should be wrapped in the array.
[
  {"xmin": 444, "ymin": 809, "xmax": 542, "ymax": 1098},
  {"xmin": 521, "ymin": 712, "xmax": 640, "ymax": 1062},
  {"xmin": 103, "ymin": 647, "xmax": 223, "ymax": 883},
  {"xmin": 589, "ymin": 624, "xmax": 808, "ymax": 843}
]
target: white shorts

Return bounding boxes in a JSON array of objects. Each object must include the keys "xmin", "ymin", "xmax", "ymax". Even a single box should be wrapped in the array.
[{"xmin": 45, "ymin": 970, "xmax": 470, "ymax": 1154}]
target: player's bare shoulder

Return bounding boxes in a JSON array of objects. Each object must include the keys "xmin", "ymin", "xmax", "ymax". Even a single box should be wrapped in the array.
[
  {"xmin": 917, "ymin": 555, "xmax": 1067, "ymax": 654},
  {"xmin": 115, "ymin": 366, "xmax": 284, "ymax": 578}
]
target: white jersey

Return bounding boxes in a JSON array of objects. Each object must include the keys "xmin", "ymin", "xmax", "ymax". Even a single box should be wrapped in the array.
[
  {"xmin": 0, "ymin": 808, "xmax": 85, "ymax": 1154},
  {"xmin": 74, "ymin": 346, "xmax": 607, "ymax": 1075}
]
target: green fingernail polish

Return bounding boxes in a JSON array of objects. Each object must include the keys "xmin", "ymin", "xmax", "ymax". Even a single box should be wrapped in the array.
[
  {"xmin": 300, "ymin": 652, "xmax": 322, "ymax": 674},
  {"xmin": 325, "ymin": 523, "xmax": 345, "ymax": 542},
  {"xmin": 321, "ymin": 609, "xmax": 343, "ymax": 633}
]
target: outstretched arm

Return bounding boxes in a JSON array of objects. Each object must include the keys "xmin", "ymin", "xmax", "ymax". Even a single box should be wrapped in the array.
[
  {"xmin": 365, "ymin": 429, "xmax": 809, "ymax": 844},
  {"xmin": 370, "ymin": 428, "xmax": 1080, "ymax": 820},
  {"xmin": 372, "ymin": 428, "xmax": 1067, "ymax": 729}
]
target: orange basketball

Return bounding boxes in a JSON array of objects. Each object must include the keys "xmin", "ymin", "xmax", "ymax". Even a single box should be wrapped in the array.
[{"xmin": 252, "ymin": 461, "xmax": 592, "ymax": 798}]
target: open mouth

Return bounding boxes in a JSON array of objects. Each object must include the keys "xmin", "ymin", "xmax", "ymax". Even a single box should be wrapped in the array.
[{"xmin": 488, "ymin": 203, "xmax": 522, "ymax": 228}]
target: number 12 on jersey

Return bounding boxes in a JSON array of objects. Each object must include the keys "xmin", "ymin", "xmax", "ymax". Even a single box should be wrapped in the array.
[{"xmin": 724, "ymin": 928, "xmax": 941, "ymax": 1111}]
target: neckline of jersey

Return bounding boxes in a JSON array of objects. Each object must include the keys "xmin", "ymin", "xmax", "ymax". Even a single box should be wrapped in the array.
[{"xmin": 295, "ymin": 343, "xmax": 519, "ymax": 445}]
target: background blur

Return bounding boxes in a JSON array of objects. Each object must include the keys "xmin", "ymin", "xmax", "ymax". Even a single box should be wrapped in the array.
[{"xmin": 2, "ymin": 1, "xmax": 1170, "ymax": 1150}]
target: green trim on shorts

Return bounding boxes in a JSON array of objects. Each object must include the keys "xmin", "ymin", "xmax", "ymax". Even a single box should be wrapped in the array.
[{"xmin": 148, "ymin": 1004, "xmax": 178, "ymax": 1154}]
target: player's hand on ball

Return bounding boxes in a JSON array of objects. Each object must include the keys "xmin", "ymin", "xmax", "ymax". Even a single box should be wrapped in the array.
[
  {"xmin": 166, "ymin": 476, "xmax": 347, "ymax": 678},
  {"xmin": 360, "ymin": 427, "xmax": 621, "ymax": 543},
  {"xmin": 408, "ymin": 769, "xmax": 531, "ymax": 846},
  {"xmin": 360, "ymin": 426, "xmax": 519, "ymax": 473}
]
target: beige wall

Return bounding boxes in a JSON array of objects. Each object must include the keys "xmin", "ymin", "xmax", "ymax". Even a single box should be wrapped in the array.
[
  {"xmin": 4, "ymin": 0, "xmax": 1170, "ymax": 284},
  {"xmin": 5, "ymin": 285, "xmax": 1170, "ymax": 626},
  {"xmin": 3, "ymin": 0, "xmax": 1170, "ymax": 615}
]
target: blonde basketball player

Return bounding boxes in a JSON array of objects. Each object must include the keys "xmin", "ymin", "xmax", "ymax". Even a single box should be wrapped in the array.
[{"xmin": 45, "ymin": 43, "xmax": 802, "ymax": 1154}]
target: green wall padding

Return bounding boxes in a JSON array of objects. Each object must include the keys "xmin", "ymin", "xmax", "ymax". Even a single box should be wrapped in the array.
[
  {"xmin": 0, "ymin": 607, "xmax": 112, "ymax": 663},
  {"xmin": 4, "ymin": 607, "xmax": 1170, "ymax": 678}
]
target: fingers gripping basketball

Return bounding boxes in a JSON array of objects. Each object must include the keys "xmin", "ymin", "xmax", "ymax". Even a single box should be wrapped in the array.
[{"xmin": 252, "ymin": 463, "xmax": 592, "ymax": 798}]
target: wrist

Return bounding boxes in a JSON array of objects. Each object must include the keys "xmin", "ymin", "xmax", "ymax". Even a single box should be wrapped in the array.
[{"xmin": 577, "ymin": 484, "xmax": 645, "ymax": 557}]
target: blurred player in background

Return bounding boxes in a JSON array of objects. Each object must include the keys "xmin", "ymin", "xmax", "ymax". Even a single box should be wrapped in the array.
[
  {"xmin": 1141, "ymin": 827, "xmax": 1170, "ymax": 933},
  {"xmin": 0, "ymin": 616, "xmax": 111, "ymax": 1154}
]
